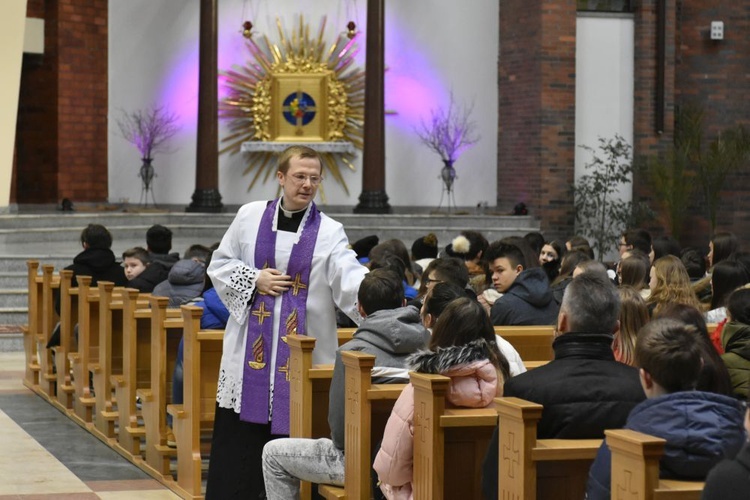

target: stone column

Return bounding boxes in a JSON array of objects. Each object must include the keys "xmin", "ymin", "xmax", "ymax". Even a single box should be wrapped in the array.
[
  {"xmin": 187, "ymin": 0, "xmax": 223, "ymax": 213},
  {"xmin": 354, "ymin": 0, "xmax": 391, "ymax": 214}
]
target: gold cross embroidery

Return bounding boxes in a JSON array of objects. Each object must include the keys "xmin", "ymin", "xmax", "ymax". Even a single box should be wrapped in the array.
[
  {"xmin": 290, "ymin": 273, "xmax": 307, "ymax": 296},
  {"xmin": 252, "ymin": 302, "xmax": 271, "ymax": 325},
  {"xmin": 278, "ymin": 358, "xmax": 290, "ymax": 381}
]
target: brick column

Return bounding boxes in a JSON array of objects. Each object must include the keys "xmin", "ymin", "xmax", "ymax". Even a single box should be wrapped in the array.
[
  {"xmin": 15, "ymin": 0, "xmax": 108, "ymax": 204},
  {"xmin": 497, "ymin": 0, "xmax": 577, "ymax": 240}
]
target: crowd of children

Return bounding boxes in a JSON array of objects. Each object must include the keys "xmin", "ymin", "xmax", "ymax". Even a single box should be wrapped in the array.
[{"xmin": 58, "ymin": 218, "xmax": 750, "ymax": 499}]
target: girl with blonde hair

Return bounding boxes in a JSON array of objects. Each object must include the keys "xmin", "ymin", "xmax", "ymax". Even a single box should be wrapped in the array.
[
  {"xmin": 647, "ymin": 255, "xmax": 702, "ymax": 316},
  {"xmin": 614, "ymin": 286, "xmax": 649, "ymax": 366}
]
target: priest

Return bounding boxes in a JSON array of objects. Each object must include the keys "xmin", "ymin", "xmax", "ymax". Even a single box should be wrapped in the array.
[{"xmin": 205, "ymin": 145, "xmax": 368, "ymax": 499}]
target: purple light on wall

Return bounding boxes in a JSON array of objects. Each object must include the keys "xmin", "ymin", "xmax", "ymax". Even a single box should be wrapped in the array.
[
  {"xmin": 158, "ymin": 45, "xmax": 199, "ymax": 135},
  {"xmin": 382, "ymin": 15, "xmax": 447, "ymax": 132}
]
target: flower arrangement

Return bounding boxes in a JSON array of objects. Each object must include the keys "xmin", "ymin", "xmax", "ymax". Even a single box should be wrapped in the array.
[
  {"xmin": 116, "ymin": 106, "xmax": 179, "ymax": 160},
  {"xmin": 415, "ymin": 92, "xmax": 479, "ymax": 164}
]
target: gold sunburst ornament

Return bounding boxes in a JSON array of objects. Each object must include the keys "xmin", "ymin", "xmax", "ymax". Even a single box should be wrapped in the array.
[{"xmin": 220, "ymin": 16, "xmax": 365, "ymax": 197}]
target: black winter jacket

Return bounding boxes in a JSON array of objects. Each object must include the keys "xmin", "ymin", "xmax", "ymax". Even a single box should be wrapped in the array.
[
  {"xmin": 127, "ymin": 252, "xmax": 179, "ymax": 292},
  {"xmin": 481, "ymin": 331, "xmax": 645, "ymax": 500},
  {"xmin": 702, "ymin": 442, "xmax": 750, "ymax": 500},
  {"xmin": 490, "ymin": 268, "xmax": 558, "ymax": 326}
]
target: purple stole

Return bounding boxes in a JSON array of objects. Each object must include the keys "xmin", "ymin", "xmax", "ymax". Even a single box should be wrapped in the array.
[{"xmin": 240, "ymin": 198, "xmax": 321, "ymax": 434}]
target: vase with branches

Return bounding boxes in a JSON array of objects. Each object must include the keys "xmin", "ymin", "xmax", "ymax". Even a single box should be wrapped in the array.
[
  {"xmin": 415, "ymin": 92, "xmax": 479, "ymax": 211},
  {"xmin": 116, "ymin": 106, "xmax": 179, "ymax": 206}
]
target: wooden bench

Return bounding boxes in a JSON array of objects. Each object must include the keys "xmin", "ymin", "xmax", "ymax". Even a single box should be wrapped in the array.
[
  {"xmin": 410, "ymin": 372, "xmax": 498, "ymax": 499},
  {"xmin": 169, "ymin": 305, "xmax": 223, "ymax": 500},
  {"xmin": 495, "ymin": 325, "xmax": 555, "ymax": 363},
  {"xmin": 112, "ymin": 288, "xmax": 151, "ymax": 460},
  {"xmin": 38, "ymin": 264, "xmax": 60, "ymax": 399},
  {"xmin": 496, "ymin": 397, "xmax": 602, "ymax": 500},
  {"xmin": 68, "ymin": 276, "xmax": 101, "ymax": 427},
  {"xmin": 53, "ymin": 269, "xmax": 77, "ymax": 412},
  {"xmin": 606, "ymin": 429, "xmax": 704, "ymax": 500},
  {"xmin": 288, "ymin": 334, "xmax": 335, "ymax": 500},
  {"xmin": 23, "ymin": 260, "xmax": 42, "ymax": 390},
  {"xmin": 137, "ymin": 295, "xmax": 181, "ymax": 480},
  {"xmin": 319, "ymin": 351, "xmax": 406, "ymax": 500},
  {"xmin": 91, "ymin": 281, "xmax": 124, "ymax": 443}
]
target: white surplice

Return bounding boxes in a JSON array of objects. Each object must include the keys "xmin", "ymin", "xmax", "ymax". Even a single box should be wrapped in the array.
[{"xmin": 208, "ymin": 200, "xmax": 367, "ymax": 414}]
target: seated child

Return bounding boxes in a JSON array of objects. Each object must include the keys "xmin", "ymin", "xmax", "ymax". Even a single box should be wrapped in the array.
[
  {"xmin": 261, "ymin": 269, "xmax": 430, "ymax": 499},
  {"xmin": 122, "ymin": 247, "xmax": 150, "ymax": 284},
  {"xmin": 373, "ymin": 297, "xmax": 510, "ymax": 499},
  {"xmin": 586, "ymin": 318, "xmax": 746, "ymax": 499}
]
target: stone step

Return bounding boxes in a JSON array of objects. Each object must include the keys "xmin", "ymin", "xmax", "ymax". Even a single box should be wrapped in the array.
[
  {"xmin": 0, "ymin": 332, "xmax": 24, "ymax": 352},
  {"xmin": 0, "ymin": 308, "xmax": 27, "ymax": 327},
  {"xmin": 0, "ymin": 258, "xmax": 71, "ymax": 273},
  {"xmin": 0, "ymin": 290, "xmax": 27, "ymax": 308},
  {"xmin": 0, "ymin": 273, "xmax": 27, "ymax": 288}
]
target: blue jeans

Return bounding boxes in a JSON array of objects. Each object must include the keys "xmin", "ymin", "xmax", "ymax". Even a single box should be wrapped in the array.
[{"xmin": 262, "ymin": 437, "xmax": 345, "ymax": 499}]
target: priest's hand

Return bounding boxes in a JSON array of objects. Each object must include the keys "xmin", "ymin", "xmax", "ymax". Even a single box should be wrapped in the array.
[{"xmin": 256, "ymin": 268, "xmax": 293, "ymax": 296}]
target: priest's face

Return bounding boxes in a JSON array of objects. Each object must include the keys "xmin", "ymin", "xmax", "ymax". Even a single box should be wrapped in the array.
[{"xmin": 277, "ymin": 155, "xmax": 323, "ymax": 211}]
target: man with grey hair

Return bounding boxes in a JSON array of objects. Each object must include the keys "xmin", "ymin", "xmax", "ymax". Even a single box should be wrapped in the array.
[{"xmin": 481, "ymin": 272, "xmax": 645, "ymax": 499}]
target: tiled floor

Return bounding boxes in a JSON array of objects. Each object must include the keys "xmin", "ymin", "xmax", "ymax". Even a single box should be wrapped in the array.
[{"xmin": 0, "ymin": 352, "xmax": 179, "ymax": 499}]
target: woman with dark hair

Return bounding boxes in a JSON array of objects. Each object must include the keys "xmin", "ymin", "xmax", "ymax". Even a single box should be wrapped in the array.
[
  {"xmin": 550, "ymin": 250, "xmax": 591, "ymax": 305},
  {"xmin": 709, "ymin": 232, "xmax": 740, "ymax": 268},
  {"xmin": 707, "ymin": 260, "xmax": 750, "ymax": 323},
  {"xmin": 373, "ymin": 298, "xmax": 509, "ymax": 499},
  {"xmin": 539, "ymin": 240, "xmax": 566, "ymax": 284},
  {"xmin": 655, "ymin": 303, "xmax": 733, "ymax": 396},
  {"xmin": 695, "ymin": 231, "xmax": 741, "ymax": 305},
  {"xmin": 370, "ymin": 240, "xmax": 419, "ymax": 300},
  {"xmin": 422, "ymin": 282, "xmax": 526, "ymax": 376},
  {"xmin": 618, "ymin": 249, "xmax": 650, "ymax": 297}
]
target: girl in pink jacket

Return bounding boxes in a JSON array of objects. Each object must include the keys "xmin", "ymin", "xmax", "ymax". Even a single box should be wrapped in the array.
[{"xmin": 373, "ymin": 297, "xmax": 510, "ymax": 499}]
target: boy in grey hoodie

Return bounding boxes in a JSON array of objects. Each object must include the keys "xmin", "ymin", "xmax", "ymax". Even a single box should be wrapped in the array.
[{"xmin": 261, "ymin": 269, "xmax": 430, "ymax": 499}]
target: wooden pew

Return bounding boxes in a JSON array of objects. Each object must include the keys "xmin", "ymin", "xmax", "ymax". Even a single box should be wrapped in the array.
[
  {"xmin": 52, "ymin": 270, "xmax": 77, "ymax": 412},
  {"xmin": 496, "ymin": 397, "xmax": 602, "ymax": 500},
  {"xmin": 169, "ymin": 305, "xmax": 223, "ymax": 500},
  {"xmin": 23, "ymin": 260, "xmax": 42, "ymax": 390},
  {"xmin": 137, "ymin": 295, "xmax": 180, "ymax": 480},
  {"xmin": 318, "ymin": 351, "xmax": 406, "ymax": 500},
  {"xmin": 38, "ymin": 264, "xmax": 59, "ymax": 399},
  {"xmin": 112, "ymin": 288, "xmax": 151, "ymax": 460},
  {"xmin": 287, "ymin": 334, "xmax": 337, "ymax": 500},
  {"xmin": 495, "ymin": 325, "xmax": 555, "ymax": 363},
  {"xmin": 91, "ymin": 281, "xmax": 123, "ymax": 443},
  {"xmin": 411, "ymin": 372, "xmax": 498, "ymax": 500},
  {"xmin": 69, "ymin": 275, "xmax": 100, "ymax": 427},
  {"xmin": 606, "ymin": 429, "xmax": 704, "ymax": 500}
]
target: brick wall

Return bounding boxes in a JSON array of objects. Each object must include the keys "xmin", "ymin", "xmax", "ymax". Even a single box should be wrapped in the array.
[
  {"xmin": 497, "ymin": 0, "xmax": 577, "ymax": 241},
  {"xmin": 14, "ymin": 0, "xmax": 108, "ymax": 204},
  {"xmin": 632, "ymin": 0, "xmax": 750, "ymax": 246},
  {"xmin": 676, "ymin": 0, "xmax": 750, "ymax": 245}
]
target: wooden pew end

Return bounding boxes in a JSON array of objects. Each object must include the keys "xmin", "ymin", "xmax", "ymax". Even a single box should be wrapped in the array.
[{"xmin": 167, "ymin": 404, "xmax": 186, "ymax": 420}]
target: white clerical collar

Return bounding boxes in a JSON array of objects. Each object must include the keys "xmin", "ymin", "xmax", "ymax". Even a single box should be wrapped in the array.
[{"xmin": 279, "ymin": 199, "xmax": 308, "ymax": 218}]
